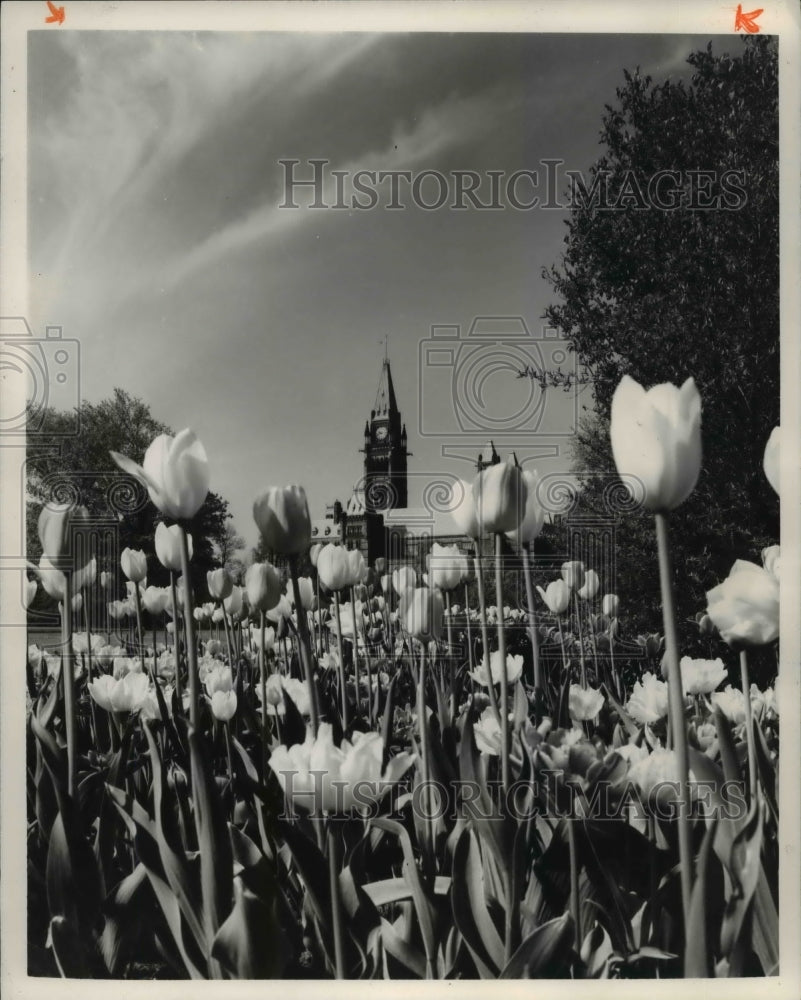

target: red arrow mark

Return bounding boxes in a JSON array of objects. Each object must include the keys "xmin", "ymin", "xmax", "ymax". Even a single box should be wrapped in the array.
[
  {"xmin": 734, "ymin": 4, "xmax": 763, "ymax": 32},
  {"xmin": 45, "ymin": 0, "xmax": 65, "ymax": 24}
]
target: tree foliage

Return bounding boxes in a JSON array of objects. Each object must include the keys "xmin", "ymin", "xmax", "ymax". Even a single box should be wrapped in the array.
[{"xmin": 542, "ymin": 37, "xmax": 779, "ymax": 672}]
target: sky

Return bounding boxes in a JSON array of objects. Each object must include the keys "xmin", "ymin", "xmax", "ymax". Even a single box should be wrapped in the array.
[{"xmin": 27, "ymin": 29, "xmax": 724, "ymax": 549}]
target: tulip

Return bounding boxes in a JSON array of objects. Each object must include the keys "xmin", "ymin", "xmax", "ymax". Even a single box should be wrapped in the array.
[
  {"xmin": 204, "ymin": 664, "xmax": 233, "ymax": 698},
  {"xmin": 347, "ymin": 549, "xmax": 367, "ymax": 585},
  {"xmin": 448, "ymin": 478, "xmax": 481, "ymax": 538},
  {"xmin": 88, "ymin": 674, "xmax": 117, "ymax": 712},
  {"xmin": 211, "ymin": 690, "xmax": 237, "ymax": 722},
  {"xmin": 626, "ymin": 672, "xmax": 669, "ymax": 724},
  {"xmin": 473, "ymin": 460, "xmax": 527, "ymax": 535},
  {"xmin": 245, "ymin": 562, "xmax": 282, "ymax": 612},
  {"xmin": 427, "ymin": 543, "xmax": 465, "ymax": 592},
  {"xmin": 110, "ymin": 429, "xmax": 210, "ymax": 521},
  {"xmin": 120, "ymin": 548, "xmax": 147, "ymax": 583},
  {"xmin": 155, "ymin": 522, "xmax": 192, "ymax": 572},
  {"xmin": 392, "ymin": 565, "xmax": 416, "ymax": 597},
  {"xmin": 265, "ymin": 594, "xmax": 293, "ymax": 624},
  {"xmin": 223, "ymin": 585, "xmax": 243, "ymax": 619},
  {"xmin": 695, "ymin": 612, "xmax": 715, "ymax": 637},
  {"xmin": 207, "ymin": 567, "xmax": 233, "ymax": 602},
  {"xmin": 679, "ymin": 656, "xmax": 726, "ymax": 696},
  {"xmin": 374, "ymin": 557, "xmax": 386, "ymax": 575},
  {"xmin": 706, "ymin": 559, "xmax": 779, "ymax": 646},
  {"xmin": 252, "ymin": 485, "xmax": 311, "ymax": 556},
  {"xmin": 577, "ymin": 569, "xmax": 600, "ymax": 600},
  {"xmin": 294, "ymin": 577, "xmax": 316, "ymax": 611},
  {"xmin": 37, "ymin": 502, "xmax": 92, "ymax": 571},
  {"xmin": 560, "ymin": 561, "xmax": 585, "ymax": 591},
  {"xmin": 628, "ymin": 748, "xmax": 682, "ymax": 799},
  {"xmin": 505, "ymin": 468, "xmax": 544, "ymax": 545},
  {"xmin": 403, "ymin": 587, "xmax": 443, "ymax": 642},
  {"xmin": 710, "ymin": 685, "xmax": 746, "ymax": 725},
  {"xmin": 470, "ymin": 649, "xmax": 524, "ymax": 688},
  {"xmin": 142, "ymin": 586, "xmax": 169, "ymax": 616},
  {"xmin": 317, "ymin": 544, "xmax": 352, "ymax": 591},
  {"xmin": 568, "ymin": 684, "xmax": 604, "ymax": 723},
  {"xmin": 100, "ymin": 571, "xmax": 110, "ymax": 589},
  {"xmin": 474, "ymin": 707, "xmax": 504, "ymax": 756},
  {"xmin": 763, "ymin": 426, "xmax": 780, "ymax": 494},
  {"xmin": 537, "ymin": 579, "xmax": 571, "ymax": 615},
  {"xmin": 610, "ymin": 375, "xmax": 701, "ymax": 512},
  {"xmin": 601, "ymin": 593, "xmax": 619, "ymax": 617},
  {"xmin": 268, "ymin": 722, "xmax": 415, "ymax": 814},
  {"xmin": 250, "ymin": 624, "xmax": 276, "ymax": 653},
  {"xmin": 309, "ymin": 543, "xmax": 323, "ymax": 567}
]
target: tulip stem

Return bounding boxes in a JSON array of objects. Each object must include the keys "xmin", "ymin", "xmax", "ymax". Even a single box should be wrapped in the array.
[
  {"xmin": 169, "ymin": 573, "xmax": 183, "ymax": 711},
  {"xmin": 474, "ymin": 540, "xmax": 502, "ymax": 730},
  {"xmin": 654, "ymin": 512, "xmax": 692, "ymax": 932},
  {"xmin": 464, "ymin": 583, "xmax": 475, "ymax": 677},
  {"xmin": 333, "ymin": 592, "xmax": 350, "ymax": 730},
  {"xmin": 177, "ymin": 526, "xmax": 200, "ymax": 730},
  {"xmin": 740, "ymin": 649, "xmax": 758, "ymax": 805},
  {"xmin": 418, "ymin": 646, "xmax": 435, "ymax": 875},
  {"xmin": 61, "ymin": 572, "xmax": 76, "ymax": 798},
  {"xmin": 444, "ymin": 591, "xmax": 455, "ymax": 720},
  {"xmin": 494, "ymin": 534, "xmax": 511, "ymax": 795},
  {"xmin": 567, "ymin": 816, "xmax": 581, "ymax": 953},
  {"xmin": 573, "ymin": 591, "xmax": 587, "ymax": 689},
  {"xmin": 521, "ymin": 543, "xmax": 542, "ymax": 702},
  {"xmin": 349, "ymin": 586, "xmax": 362, "ymax": 718},
  {"xmin": 133, "ymin": 584, "xmax": 148, "ymax": 676},
  {"xmin": 260, "ymin": 611, "xmax": 268, "ymax": 779},
  {"xmin": 290, "ymin": 556, "xmax": 320, "ymax": 735},
  {"xmin": 327, "ymin": 822, "xmax": 346, "ymax": 979}
]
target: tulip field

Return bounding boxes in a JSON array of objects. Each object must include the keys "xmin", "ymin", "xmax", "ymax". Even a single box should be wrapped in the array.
[{"xmin": 25, "ymin": 378, "xmax": 782, "ymax": 980}]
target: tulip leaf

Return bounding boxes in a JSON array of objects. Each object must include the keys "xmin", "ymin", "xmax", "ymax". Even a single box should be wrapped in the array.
[
  {"xmin": 380, "ymin": 674, "xmax": 398, "ymax": 770},
  {"xmin": 45, "ymin": 805, "xmax": 102, "ymax": 934},
  {"xmin": 499, "ymin": 912, "xmax": 574, "ymax": 978},
  {"xmin": 451, "ymin": 828, "xmax": 504, "ymax": 977},
  {"xmin": 371, "ymin": 816, "xmax": 438, "ymax": 969},
  {"xmin": 713, "ymin": 706, "xmax": 741, "ymax": 786},
  {"xmin": 99, "ymin": 862, "xmax": 149, "ymax": 974},
  {"xmin": 720, "ymin": 801, "xmax": 763, "ymax": 960},
  {"xmin": 106, "ymin": 784, "xmax": 207, "ymax": 978},
  {"xmin": 361, "ymin": 875, "xmax": 452, "ymax": 907},
  {"xmin": 277, "ymin": 819, "xmax": 333, "ymax": 942},
  {"xmin": 49, "ymin": 915, "xmax": 90, "ymax": 978},
  {"xmin": 684, "ymin": 816, "xmax": 721, "ymax": 977},
  {"xmin": 211, "ymin": 877, "xmax": 286, "ymax": 978},
  {"xmin": 380, "ymin": 917, "xmax": 427, "ymax": 978},
  {"xmin": 752, "ymin": 718, "xmax": 778, "ymax": 828},
  {"xmin": 187, "ymin": 724, "xmax": 235, "ymax": 952}
]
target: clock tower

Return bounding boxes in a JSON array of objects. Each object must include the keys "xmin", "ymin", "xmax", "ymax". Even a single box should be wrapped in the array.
[{"xmin": 361, "ymin": 354, "xmax": 409, "ymax": 512}]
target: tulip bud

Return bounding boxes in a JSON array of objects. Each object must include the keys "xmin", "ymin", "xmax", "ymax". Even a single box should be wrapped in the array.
[
  {"xmin": 601, "ymin": 593, "xmax": 620, "ymax": 617},
  {"xmin": 403, "ymin": 586, "xmax": 443, "ymax": 641},
  {"xmin": 427, "ymin": 543, "xmax": 464, "ymax": 592},
  {"xmin": 347, "ymin": 549, "xmax": 367, "ymax": 585},
  {"xmin": 111, "ymin": 429, "xmax": 210, "ymax": 521},
  {"xmin": 374, "ymin": 557, "xmax": 386, "ymax": 575},
  {"xmin": 317, "ymin": 544, "xmax": 352, "ymax": 591},
  {"xmin": 380, "ymin": 573, "xmax": 390, "ymax": 593},
  {"xmin": 577, "ymin": 569, "xmax": 600, "ymax": 600},
  {"xmin": 448, "ymin": 478, "xmax": 481, "ymax": 539},
  {"xmin": 120, "ymin": 548, "xmax": 148, "ymax": 583},
  {"xmin": 37, "ymin": 502, "xmax": 92, "ymax": 571},
  {"xmin": 695, "ymin": 612, "xmax": 715, "ymax": 637},
  {"xmin": 223, "ymin": 586, "xmax": 243, "ymax": 618},
  {"xmin": 763, "ymin": 426, "xmax": 780, "ymax": 495},
  {"xmin": 392, "ymin": 565, "xmax": 417, "ymax": 597},
  {"xmin": 100, "ymin": 571, "xmax": 110, "ymax": 589},
  {"xmin": 536, "ymin": 579, "xmax": 571, "ymax": 615},
  {"xmin": 245, "ymin": 561, "xmax": 282, "ymax": 612},
  {"xmin": 309, "ymin": 543, "xmax": 323, "ymax": 567},
  {"xmin": 610, "ymin": 375, "xmax": 702, "ymax": 512},
  {"xmin": 560, "ymin": 561, "xmax": 585, "ymax": 592},
  {"xmin": 142, "ymin": 585, "xmax": 169, "ymax": 615},
  {"xmin": 207, "ymin": 567, "xmax": 233, "ymax": 601},
  {"xmin": 155, "ymin": 521, "xmax": 192, "ymax": 572},
  {"xmin": 252, "ymin": 485, "xmax": 312, "ymax": 556},
  {"xmin": 295, "ymin": 577, "xmax": 316, "ymax": 611},
  {"xmin": 505, "ymin": 468, "xmax": 544, "ymax": 545},
  {"xmin": 473, "ymin": 460, "xmax": 527, "ymax": 535}
]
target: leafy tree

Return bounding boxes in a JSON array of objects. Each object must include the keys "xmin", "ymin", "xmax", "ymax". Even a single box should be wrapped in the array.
[
  {"xmin": 541, "ymin": 37, "xmax": 779, "ymax": 677},
  {"xmin": 26, "ymin": 388, "xmax": 236, "ymax": 616},
  {"xmin": 215, "ymin": 519, "xmax": 247, "ymax": 583}
]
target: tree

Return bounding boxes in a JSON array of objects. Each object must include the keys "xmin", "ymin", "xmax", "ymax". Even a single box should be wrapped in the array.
[
  {"xmin": 214, "ymin": 519, "xmax": 247, "ymax": 583},
  {"xmin": 540, "ymin": 38, "xmax": 779, "ymax": 674},
  {"xmin": 26, "ymin": 388, "xmax": 233, "ymax": 614}
]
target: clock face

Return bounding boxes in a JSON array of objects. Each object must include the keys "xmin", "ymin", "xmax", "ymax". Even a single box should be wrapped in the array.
[{"xmin": 375, "ymin": 425, "xmax": 388, "ymax": 441}]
